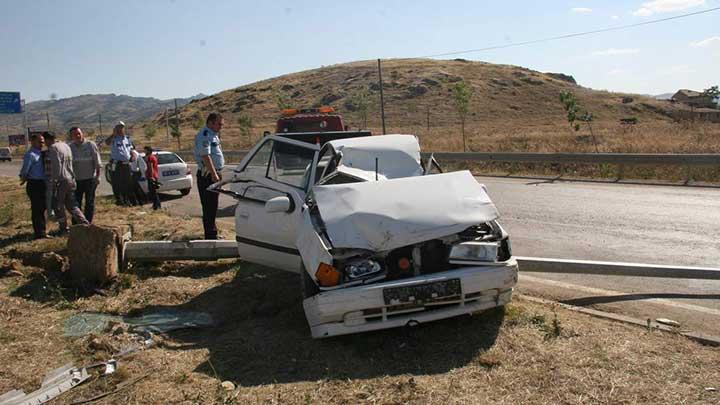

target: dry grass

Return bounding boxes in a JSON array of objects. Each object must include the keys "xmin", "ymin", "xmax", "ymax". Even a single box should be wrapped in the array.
[{"xmin": 1, "ymin": 176, "xmax": 720, "ymax": 404}]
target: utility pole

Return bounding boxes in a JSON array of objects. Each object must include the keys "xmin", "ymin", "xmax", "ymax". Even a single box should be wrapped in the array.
[
  {"xmin": 98, "ymin": 114, "xmax": 103, "ymax": 138},
  {"xmin": 377, "ymin": 59, "xmax": 386, "ymax": 135},
  {"xmin": 22, "ymin": 100, "xmax": 28, "ymax": 148},
  {"xmin": 174, "ymin": 99, "xmax": 179, "ymax": 148},
  {"xmin": 165, "ymin": 108, "xmax": 170, "ymax": 144},
  {"xmin": 46, "ymin": 112, "xmax": 50, "ymax": 131}
]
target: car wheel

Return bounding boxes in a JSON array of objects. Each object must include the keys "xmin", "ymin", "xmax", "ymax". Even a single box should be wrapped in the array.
[
  {"xmin": 180, "ymin": 188, "xmax": 191, "ymax": 196},
  {"xmin": 301, "ymin": 267, "xmax": 319, "ymax": 298},
  {"xmin": 105, "ymin": 164, "xmax": 112, "ymax": 183}
]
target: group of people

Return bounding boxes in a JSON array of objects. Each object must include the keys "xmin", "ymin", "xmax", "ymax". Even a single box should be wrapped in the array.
[
  {"xmin": 104, "ymin": 121, "xmax": 161, "ymax": 210},
  {"xmin": 19, "ymin": 121, "xmax": 162, "ymax": 239},
  {"xmin": 19, "ymin": 112, "xmax": 224, "ymax": 241},
  {"xmin": 19, "ymin": 128, "xmax": 95, "ymax": 238}
]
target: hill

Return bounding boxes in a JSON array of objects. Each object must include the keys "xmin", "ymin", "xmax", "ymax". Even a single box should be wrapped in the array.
[
  {"xmin": 0, "ymin": 93, "xmax": 205, "ymax": 136},
  {"xmin": 136, "ymin": 58, "xmax": 713, "ymax": 153}
]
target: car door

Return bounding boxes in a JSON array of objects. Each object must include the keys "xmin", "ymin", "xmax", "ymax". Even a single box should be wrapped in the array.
[{"xmin": 228, "ymin": 136, "xmax": 319, "ymax": 273}]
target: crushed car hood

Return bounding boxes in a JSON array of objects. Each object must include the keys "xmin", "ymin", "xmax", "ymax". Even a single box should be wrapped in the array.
[{"xmin": 312, "ymin": 170, "xmax": 499, "ymax": 251}]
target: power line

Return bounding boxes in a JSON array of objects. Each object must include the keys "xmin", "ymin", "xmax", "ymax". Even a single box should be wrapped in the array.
[{"xmin": 418, "ymin": 6, "xmax": 720, "ymax": 58}]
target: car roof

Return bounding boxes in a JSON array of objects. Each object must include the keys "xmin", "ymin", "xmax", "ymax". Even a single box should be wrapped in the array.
[{"xmin": 325, "ymin": 134, "xmax": 423, "ymax": 180}]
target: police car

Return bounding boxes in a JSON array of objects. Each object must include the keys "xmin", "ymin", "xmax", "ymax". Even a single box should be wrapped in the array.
[{"xmin": 105, "ymin": 150, "xmax": 193, "ymax": 196}]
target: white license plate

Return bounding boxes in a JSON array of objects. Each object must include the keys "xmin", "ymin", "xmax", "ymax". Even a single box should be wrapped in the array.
[{"xmin": 162, "ymin": 170, "xmax": 180, "ymax": 176}]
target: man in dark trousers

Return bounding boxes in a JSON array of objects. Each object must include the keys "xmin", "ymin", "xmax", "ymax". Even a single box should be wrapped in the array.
[
  {"xmin": 104, "ymin": 121, "xmax": 134, "ymax": 205},
  {"xmin": 144, "ymin": 146, "xmax": 161, "ymax": 210},
  {"xmin": 19, "ymin": 133, "xmax": 48, "ymax": 239},
  {"xmin": 69, "ymin": 127, "xmax": 101, "ymax": 222},
  {"xmin": 193, "ymin": 113, "xmax": 224, "ymax": 239}
]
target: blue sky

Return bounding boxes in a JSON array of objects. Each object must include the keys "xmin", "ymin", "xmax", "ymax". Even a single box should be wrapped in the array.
[{"xmin": 1, "ymin": 0, "xmax": 718, "ymax": 102}]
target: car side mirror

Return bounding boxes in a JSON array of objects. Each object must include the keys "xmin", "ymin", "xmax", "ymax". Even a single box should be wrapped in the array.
[{"xmin": 265, "ymin": 196, "xmax": 292, "ymax": 213}]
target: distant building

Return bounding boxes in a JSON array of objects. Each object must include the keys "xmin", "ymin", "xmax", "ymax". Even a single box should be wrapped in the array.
[{"xmin": 671, "ymin": 89, "xmax": 716, "ymax": 109}]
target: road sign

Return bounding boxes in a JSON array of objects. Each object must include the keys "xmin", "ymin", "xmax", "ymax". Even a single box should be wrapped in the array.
[
  {"xmin": 8, "ymin": 134, "xmax": 26, "ymax": 146},
  {"xmin": 0, "ymin": 92, "xmax": 22, "ymax": 114}
]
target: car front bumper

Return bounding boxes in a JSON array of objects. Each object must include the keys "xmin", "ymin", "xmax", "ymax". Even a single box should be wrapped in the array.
[{"xmin": 303, "ymin": 258, "xmax": 518, "ymax": 338}]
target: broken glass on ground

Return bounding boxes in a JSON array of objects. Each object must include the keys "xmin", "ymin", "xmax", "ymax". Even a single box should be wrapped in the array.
[{"xmin": 63, "ymin": 308, "xmax": 214, "ymax": 337}]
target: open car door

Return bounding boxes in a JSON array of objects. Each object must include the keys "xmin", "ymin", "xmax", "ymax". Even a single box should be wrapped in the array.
[{"xmin": 218, "ymin": 136, "xmax": 319, "ymax": 272}]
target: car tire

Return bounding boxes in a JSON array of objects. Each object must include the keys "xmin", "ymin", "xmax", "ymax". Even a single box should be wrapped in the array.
[
  {"xmin": 301, "ymin": 267, "xmax": 319, "ymax": 298},
  {"xmin": 180, "ymin": 188, "xmax": 191, "ymax": 196},
  {"xmin": 104, "ymin": 164, "xmax": 112, "ymax": 183}
]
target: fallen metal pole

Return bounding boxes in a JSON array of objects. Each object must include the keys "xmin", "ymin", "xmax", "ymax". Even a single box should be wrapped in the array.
[
  {"xmin": 123, "ymin": 242, "xmax": 720, "ymax": 281},
  {"xmin": 124, "ymin": 240, "xmax": 240, "ymax": 261},
  {"xmin": 516, "ymin": 256, "xmax": 720, "ymax": 280}
]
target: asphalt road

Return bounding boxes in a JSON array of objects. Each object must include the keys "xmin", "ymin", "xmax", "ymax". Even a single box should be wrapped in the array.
[{"xmin": 3, "ymin": 160, "xmax": 720, "ymax": 334}]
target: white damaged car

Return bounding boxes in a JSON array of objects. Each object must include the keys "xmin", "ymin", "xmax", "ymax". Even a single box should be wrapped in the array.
[{"xmin": 212, "ymin": 133, "xmax": 518, "ymax": 338}]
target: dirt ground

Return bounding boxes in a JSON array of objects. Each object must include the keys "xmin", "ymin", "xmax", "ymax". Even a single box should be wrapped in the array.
[{"xmin": 1, "ymin": 176, "xmax": 719, "ymax": 404}]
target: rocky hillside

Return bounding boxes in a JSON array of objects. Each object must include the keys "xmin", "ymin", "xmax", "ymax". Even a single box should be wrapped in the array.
[
  {"xmin": 0, "ymin": 93, "xmax": 205, "ymax": 135},
  {"xmin": 142, "ymin": 58, "xmax": 689, "ymax": 150}
]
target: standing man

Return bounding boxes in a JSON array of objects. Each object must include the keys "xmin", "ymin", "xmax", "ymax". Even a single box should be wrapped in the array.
[
  {"xmin": 45, "ymin": 132, "xmax": 89, "ymax": 233},
  {"xmin": 104, "ymin": 121, "xmax": 134, "ymax": 206},
  {"xmin": 69, "ymin": 127, "xmax": 101, "ymax": 222},
  {"xmin": 144, "ymin": 146, "xmax": 161, "ymax": 210},
  {"xmin": 193, "ymin": 112, "xmax": 224, "ymax": 239},
  {"xmin": 19, "ymin": 133, "xmax": 48, "ymax": 239},
  {"xmin": 128, "ymin": 149, "xmax": 146, "ymax": 205}
]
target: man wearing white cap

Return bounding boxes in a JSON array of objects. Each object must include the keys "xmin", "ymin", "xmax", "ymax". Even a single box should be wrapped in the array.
[{"xmin": 104, "ymin": 121, "xmax": 135, "ymax": 205}]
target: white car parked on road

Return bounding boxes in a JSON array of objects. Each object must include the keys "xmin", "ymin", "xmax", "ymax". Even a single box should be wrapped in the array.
[
  {"xmin": 105, "ymin": 150, "xmax": 193, "ymax": 196},
  {"xmin": 213, "ymin": 133, "xmax": 518, "ymax": 338}
]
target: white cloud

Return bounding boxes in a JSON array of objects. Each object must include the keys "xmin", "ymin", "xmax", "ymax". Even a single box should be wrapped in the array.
[
  {"xmin": 611, "ymin": 15, "xmax": 620, "ymax": 20},
  {"xmin": 632, "ymin": 0, "xmax": 705, "ymax": 16},
  {"xmin": 690, "ymin": 36, "xmax": 720, "ymax": 48},
  {"xmin": 607, "ymin": 68, "xmax": 625, "ymax": 75},
  {"xmin": 592, "ymin": 48, "xmax": 640, "ymax": 56},
  {"xmin": 571, "ymin": 7, "xmax": 593, "ymax": 13}
]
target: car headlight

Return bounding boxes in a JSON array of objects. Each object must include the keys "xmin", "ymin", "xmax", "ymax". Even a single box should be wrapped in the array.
[
  {"xmin": 345, "ymin": 259, "xmax": 382, "ymax": 279},
  {"xmin": 449, "ymin": 241, "xmax": 500, "ymax": 262}
]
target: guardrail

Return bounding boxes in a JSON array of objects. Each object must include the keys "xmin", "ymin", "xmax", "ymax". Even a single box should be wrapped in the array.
[
  {"xmin": 100, "ymin": 150, "xmax": 720, "ymax": 183},
  {"xmin": 102, "ymin": 151, "xmax": 720, "ymax": 166},
  {"xmin": 516, "ymin": 256, "xmax": 720, "ymax": 280},
  {"xmin": 420, "ymin": 152, "xmax": 720, "ymax": 167}
]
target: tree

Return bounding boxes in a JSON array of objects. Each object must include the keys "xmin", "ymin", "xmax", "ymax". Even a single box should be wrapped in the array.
[
  {"xmin": 704, "ymin": 85, "xmax": 719, "ymax": 108},
  {"xmin": 451, "ymin": 81, "xmax": 473, "ymax": 151},
  {"xmin": 191, "ymin": 111, "xmax": 204, "ymax": 130},
  {"xmin": 144, "ymin": 124, "xmax": 157, "ymax": 141},
  {"xmin": 347, "ymin": 89, "xmax": 371, "ymax": 129},
  {"xmin": 275, "ymin": 90, "xmax": 291, "ymax": 110},
  {"xmin": 49, "ymin": 93, "xmax": 58, "ymax": 102},
  {"xmin": 237, "ymin": 114, "xmax": 253, "ymax": 137},
  {"xmin": 560, "ymin": 91, "xmax": 599, "ymax": 153}
]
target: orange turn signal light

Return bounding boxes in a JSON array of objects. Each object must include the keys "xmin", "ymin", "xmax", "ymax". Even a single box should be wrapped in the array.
[
  {"xmin": 318, "ymin": 106, "xmax": 334, "ymax": 113},
  {"xmin": 315, "ymin": 263, "xmax": 340, "ymax": 287},
  {"xmin": 398, "ymin": 257, "xmax": 411, "ymax": 271},
  {"xmin": 282, "ymin": 108, "xmax": 298, "ymax": 116}
]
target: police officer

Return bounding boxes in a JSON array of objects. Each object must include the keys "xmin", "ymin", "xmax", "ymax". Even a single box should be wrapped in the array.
[
  {"xmin": 194, "ymin": 112, "xmax": 224, "ymax": 240},
  {"xmin": 19, "ymin": 133, "xmax": 48, "ymax": 239},
  {"xmin": 104, "ymin": 121, "xmax": 134, "ymax": 205}
]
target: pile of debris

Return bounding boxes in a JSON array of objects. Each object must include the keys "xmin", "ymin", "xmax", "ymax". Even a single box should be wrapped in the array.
[{"xmin": 0, "ymin": 309, "xmax": 214, "ymax": 405}]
